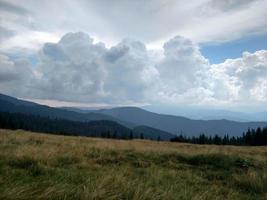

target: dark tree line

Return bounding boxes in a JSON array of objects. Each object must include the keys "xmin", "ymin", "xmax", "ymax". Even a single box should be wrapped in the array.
[
  {"xmin": 170, "ymin": 127, "xmax": 267, "ymax": 146},
  {"xmin": 0, "ymin": 112, "xmax": 131, "ymax": 139},
  {"xmin": 1, "ymin": 111, "xmax": 266, "ymax": 145},
  {"xmin": 0, "ymin": 112, "xmax": 150, "ymax": 140}
]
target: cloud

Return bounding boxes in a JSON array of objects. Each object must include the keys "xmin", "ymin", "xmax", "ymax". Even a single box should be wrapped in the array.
[
  {"xmin": 0, "ymin": 26, "xmax": 15, "ymax": 42},
  {"xmin": 204, "ymin": 0, "xmax": 257, "ymax": 11},
  {"xmin": 211, "ymin": 50, "xmax": 267, "ymax": 103},
  {"xmin": 103, "ymin": 39, "xmax": 156, "ymax": 103},
  {"xmin": 33, "ymin": 32, "xmax": 107, "ymax": 102},
  {"xmin": 157, "ymin": 36, "xmax": 209, "ymax": 92},
  {"xmin": 141, "ymin": 36, "xmax": 213, "ymax": 105},
  {"xmin": 0, "ymin": 0, "xmax": 28, "ymax": 15},
  {"xmin": 32, "ymin": 32, "xmax": 154, "ymax": 104},
  {"xmin": 0, "ymin": 0, "xmax": 266, "ymax": 52},
  {"xmin": 0, "ymin": 32, "xmax": 266, "ymax": 108},
  {"xmin": 0, "ymin": 53, "xmax": 33, "ymax": 96},
  {"xmin": 0, "ymin": 0, "xmax": 60, "ymax": 52},
  {"xmin": 1, "ymin": 31, "xmax": 60, "ymax": 51}
]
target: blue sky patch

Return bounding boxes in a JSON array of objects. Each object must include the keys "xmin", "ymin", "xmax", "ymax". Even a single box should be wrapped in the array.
[{"xmin": 200, "ymin": 34, "xmax": 267, "ymax": 64}]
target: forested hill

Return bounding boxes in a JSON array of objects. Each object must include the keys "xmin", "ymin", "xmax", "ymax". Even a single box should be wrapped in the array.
[
  {"xmin": 2, "ymin": 93, "xmax": 267, "ymax": 137},
  {"xmin": 96, "ymin": 107, "xmax": 267, "ymax": 136},
  {"xmin": 0, "ymin": 93, "xmax": 133, "ymax": 128},
  {"xmin": 0, "ymin": 112, "xmax": 175, "ymax": 140},
  {"xmin": 0, "ymin": 112, "xmax": 130, "ymax": 138}
]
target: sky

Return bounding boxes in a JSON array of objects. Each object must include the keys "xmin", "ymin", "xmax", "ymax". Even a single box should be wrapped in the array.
[{"xmin": 0, "ymin": 0, "xmax": 267, "ymax": 111}]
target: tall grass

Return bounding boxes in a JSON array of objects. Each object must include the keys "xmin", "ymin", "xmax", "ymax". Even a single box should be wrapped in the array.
[{"xmin": 0, "ymin": 129, "xmax": 267, "ymax": 200}]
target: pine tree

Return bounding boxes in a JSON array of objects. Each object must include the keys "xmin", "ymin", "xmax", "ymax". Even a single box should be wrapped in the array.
[{"xmin": 129, "ymin": 131, "xmax": 133, "ymax": 139}]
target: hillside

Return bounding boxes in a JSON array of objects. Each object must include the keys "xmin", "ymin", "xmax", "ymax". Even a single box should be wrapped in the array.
[
  {"xmin": 133, "ymin": 125, "xmax": 174, "ymax": 140},
  {"xmin": 0, "ymin": 94, "xmax": 133, "ymax": 128},
  {"xmin": 0, "ymin": 111, "xmax": 132, "ymax": 137},
  {"xmin": 96, "ymin": 107, "xmax": 267, "ymax": 136},
  {"xmin": 0, "ymin": 94, "xmax": 176, "ymax": 140},
  {"xmin": 0, "ymin": 112, "xmax": 176, "ymax": 140},
  {"xmin": 2, "ymin": 93, "xmax": 267, "ymax": 137},
  {"xmin": 0, "ymin": 129, "xmax": 266, "ymax": 200},
  {"xmin": 143, "ymin": 105, "xmax": 267, "ymax": 122}
]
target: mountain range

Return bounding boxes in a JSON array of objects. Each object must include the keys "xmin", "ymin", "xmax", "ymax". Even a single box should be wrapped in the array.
[
  {"xmin": 143, "ymin": 105, "xmax": 267, "ymax": 122},
  {"xmin": 1, "ymin": 93, "xmax": 267, "ymax": 138},
  {"xmin": 0, "ymin": 94, "xmax": 173, "ymax": 140},
  {"xmin": 92, "ymin": 107, "xmax": 267, "ymax": 136}
]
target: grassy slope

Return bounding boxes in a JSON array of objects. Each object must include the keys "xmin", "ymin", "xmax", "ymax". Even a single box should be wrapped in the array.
[{"xmin": 0, "ymin": 129, "xmax": 267, "ymax": 200}]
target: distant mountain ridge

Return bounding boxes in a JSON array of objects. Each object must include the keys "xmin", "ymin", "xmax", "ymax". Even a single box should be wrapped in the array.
[
  {"xmin": 0, "ymin": 93, "xmax": 175, "ymax": 140},
  {"xmin": 133, "ymin": 126, "xmax": 174, "ymax": 140},
  {"xmin": 0, "ymin": 112, "xmax": 132, "ymax": 138},
  {"xmin": 143, "ymin": 105, "xmax": 267, "ymax": 122},
  {"xmin": 0, "ymin": 93, "xmax": 133, "ymax": 127},
  {"xmin": 94, "ymin": 107, "xmax": 267, "ymax": 137},
  {"xmin": 1, "ymin": 93, "xmax": 267, "ymax": 137}
]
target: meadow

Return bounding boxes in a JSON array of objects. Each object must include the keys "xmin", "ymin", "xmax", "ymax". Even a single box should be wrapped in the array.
[{"xmin": 0, "ymin": 129, "xmax": 267, "ymax": 200}]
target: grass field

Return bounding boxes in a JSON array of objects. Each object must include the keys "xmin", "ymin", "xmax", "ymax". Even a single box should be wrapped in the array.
[{"xmin": 0, "ymin": 129, "xmax": 267, "ymax": 200}]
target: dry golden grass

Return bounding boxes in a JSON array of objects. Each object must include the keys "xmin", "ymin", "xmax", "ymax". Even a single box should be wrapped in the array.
[
  {"xmin": 0, "ymin": 129, "xmax": 267, "ymax": 200},
  {"xmin": 1, "ymin": 129, "xmax": 266, "ymax": 158}
]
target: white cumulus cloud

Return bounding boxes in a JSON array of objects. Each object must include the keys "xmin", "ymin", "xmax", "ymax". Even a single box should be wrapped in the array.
[
  {"xmin": 210, "ymin": 50, "xmax": 267, "ymax": 103},
  {"xmin": 0, "ymin": 32, "xmax": 266, "ymax": 108}
]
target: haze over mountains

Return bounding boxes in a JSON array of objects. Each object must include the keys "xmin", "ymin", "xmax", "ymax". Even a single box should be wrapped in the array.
[
  {"xmin": 143, "ymin": 105, "xmax": 267, "ymax": 122},
  {"xmin": 64, "ymin": 105, "xmax": 267, "ymax": 122},
  {"xmin": 0, "ymin": 93, "xmax": 174, "ymax": 140},
  {"xmin": 1, "ymin": 93, "xmax": 267, "ymax": 138},
  {"xmin": 93, "ymin": 107, "xmax": 267, "ymax": 136}
]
